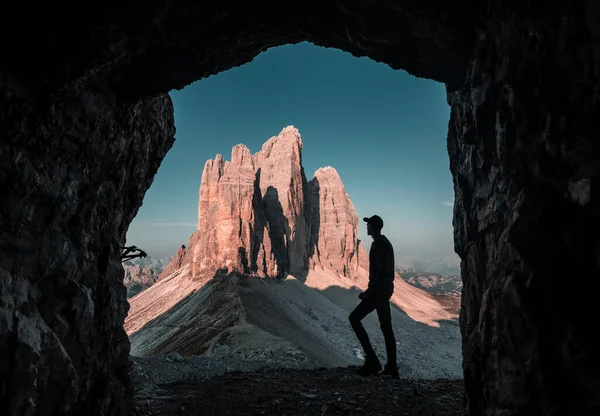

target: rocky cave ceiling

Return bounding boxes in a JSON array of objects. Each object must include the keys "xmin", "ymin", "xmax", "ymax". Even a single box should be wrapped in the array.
[{"xmin": 1, "ymin": 0, "xmax": 477, "ymax": 97}]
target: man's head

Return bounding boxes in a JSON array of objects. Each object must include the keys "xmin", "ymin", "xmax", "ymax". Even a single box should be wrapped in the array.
[{"xmin": 363, "ymin": 215, "xmax": 384, "ymax": 237}]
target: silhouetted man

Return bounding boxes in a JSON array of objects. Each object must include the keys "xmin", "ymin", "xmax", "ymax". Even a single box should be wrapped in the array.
[{"xmin": 349, "ymin": 215, "xmax": 399, "ymax": 378}]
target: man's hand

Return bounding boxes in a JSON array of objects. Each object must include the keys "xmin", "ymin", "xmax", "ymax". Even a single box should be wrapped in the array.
[{"xmin": 358, "ymin": 291, "xmax": 368, "ymax": 300}]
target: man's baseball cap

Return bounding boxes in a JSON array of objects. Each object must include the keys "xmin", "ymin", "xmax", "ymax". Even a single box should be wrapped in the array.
[{"xmin": 363, "ymin": 215, "xmax": 384, "ymax": 231}]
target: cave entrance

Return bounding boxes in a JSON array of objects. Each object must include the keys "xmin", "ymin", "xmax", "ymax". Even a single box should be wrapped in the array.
[{"xmin": 124, "ymin": 42, "xmax": 463, "ymax": 383}]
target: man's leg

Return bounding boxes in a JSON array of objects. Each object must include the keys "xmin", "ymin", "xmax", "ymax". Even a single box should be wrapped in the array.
[
  {"xmin": 376, "ymin": 299, "xmax": 398, "ymax": 375},
  {"xmin": 349, "ymin": 299, "xmax": 377, "ymax": 358}
]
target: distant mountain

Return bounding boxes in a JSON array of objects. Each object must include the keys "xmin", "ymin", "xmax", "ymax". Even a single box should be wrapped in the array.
[
  {"xmin": 396, "ymin": 254, "xmax": 460, "ymax": 276},
  {"xmin": 399, "ymin": 270, "xmax": 462, "ymax": 296},
  {"xmin": 123, "ymin": 256, "xmax": 173, "ymax": 298}
]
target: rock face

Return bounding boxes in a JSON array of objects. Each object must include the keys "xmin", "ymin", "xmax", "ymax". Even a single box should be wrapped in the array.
[
  {"xmin": 2, "ymin": 2, "xmax": 599, "ymax": 416},
  {"xmin": 159, "ymin": 245, "xmax": 188, "ymax": 281},
  {"xmin": 447, "ymin": 4, "xmax": 600, "ymax": 415},
  {"xmin": 309, "ymin": 167, "xmax": 366, "ymax": 278},
  {"xmin": 187, "ymin": 127, "xmax": 360, "ymax": 281},
  {"xmin": 252, "ymin": 127, "xmax": 312, "ymax": 277},
  {"xmin": 0, "ymin": 87, "xmax": 175, "ymax": 416},
  {"xmin": 192, "ymin": 145, "xmax": 257, "ymax": 278}
]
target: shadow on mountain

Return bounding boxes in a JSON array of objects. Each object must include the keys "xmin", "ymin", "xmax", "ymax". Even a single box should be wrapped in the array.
[
  {"xmin": 307, "ymin": 175, "xmax": 320, "ymax": 267},
  {"xmin": 127, "ymin": 270, "xmax": 462, "ymax": 379},
  {"xmin": 249, "ymin": 170, "xmax": 294, "ymax": 279},
  {"xmin": 248, "ymin": 168, "xmax": 315, "ymax": 283},
  {"xmin": 289, "ymin": 171, "xmax": 319, "ymax": 283},
  {"xmin": 264, "ymin": 186, "xmax": 290, "ymax": 277},
  {"xmin": 250, "ymin": 168, "xmax": 265, "ymax": 275}
]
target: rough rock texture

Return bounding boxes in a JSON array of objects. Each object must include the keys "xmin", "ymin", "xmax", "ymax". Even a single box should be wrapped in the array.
[
  {"xmin": 189, "ymin": 127, "xmax": 314, "ymax": 279},
  {"xmin": 309, "ymin": 167, "xmax": 366, "ymax": 278},
  {"xmin": 177, "ymin": 127, "xmax": 366, "ymax": 281},
  {"xmin": 252, "ymin": 127, "xmax": 312, "ymax": 277},
  {"xmin": 447, "ymin": 2, "xmax": 600, "ymax": 414},
  {"xmin": 2, "ymin": 1, "xmax": 600, "ymax": 415},
  {"xmin": 192, "ymin": 145, "xmax": 257, "ymax": 278},
  {"xmin": 157, "ymin": 246, "xmax": 187, "ymax": 281},
  {"xmin": 1, "ymin": 1, "xmax": 475, "ymax": 99},
  {"xmin": 0, "ymin": 82, "xmax": 175, "ymax": 416}
]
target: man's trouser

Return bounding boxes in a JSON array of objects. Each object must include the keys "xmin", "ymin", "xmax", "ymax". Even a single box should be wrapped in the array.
[{"xmin": 349, "ymin": 295, "xmax": 397, "ymax": 366}]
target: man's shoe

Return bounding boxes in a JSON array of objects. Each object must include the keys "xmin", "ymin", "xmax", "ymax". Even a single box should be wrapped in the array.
[
  {"xmin": 380, "ymin": 363, "xmax": 399, "ymax": 379},
  {"xmin": 356, "ymin": 355, "xmax": 382, "ymax": 376}
]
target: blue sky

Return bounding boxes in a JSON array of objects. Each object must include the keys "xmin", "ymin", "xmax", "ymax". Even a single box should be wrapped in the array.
[{"xmin": 126, "ymin": 42, "xmax": 456, "ymax": 261}]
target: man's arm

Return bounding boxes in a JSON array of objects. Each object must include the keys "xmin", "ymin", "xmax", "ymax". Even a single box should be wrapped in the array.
[
  {"xmin": 363, "ymin": 241, "xmax": 384, "ymax": 297},
  {"xmin": 383, "ymin": 242, "xmax": 395, "ymax": 278}
]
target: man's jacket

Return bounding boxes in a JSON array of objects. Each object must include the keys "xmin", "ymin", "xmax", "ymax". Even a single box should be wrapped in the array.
[{"xmin": 365, "ymin": 235, "xmax": 395, "ymax": 299}]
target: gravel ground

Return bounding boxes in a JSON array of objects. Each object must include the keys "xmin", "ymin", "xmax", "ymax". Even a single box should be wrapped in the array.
[
  {"xmin": 130, "ymin": 363, "xmax": 463, "ymax": 416},
  {"xmin": 130, "ymin": 352, "xmax": 316, "ymax": 387},
  {"xmin": 128, "ymin": 271, "xmax": 464, "ymax": 415}
]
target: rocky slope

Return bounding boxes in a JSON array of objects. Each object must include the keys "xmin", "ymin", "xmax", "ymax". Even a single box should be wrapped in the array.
[
  {"xmin": 127, "ymin": 267, "xmax": 461, "ymax": 379},
  {"xmin": 125, "ymin": 126, "xmax": 461, "ymax": 379}
]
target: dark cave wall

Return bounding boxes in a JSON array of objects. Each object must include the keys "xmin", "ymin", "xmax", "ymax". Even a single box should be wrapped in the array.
[
  {"xmin": 0, "ymin": 74, "xmax": 175, "ymax": 415},
  {"xmin": 449, "ymin": 2, "xmax": 600, "ymax": 415}
]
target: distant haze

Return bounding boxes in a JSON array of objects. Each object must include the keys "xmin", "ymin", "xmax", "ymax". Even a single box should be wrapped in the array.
[{"xmin": 127, "ymin": 42, "xmax": 458, "ymax": 271}]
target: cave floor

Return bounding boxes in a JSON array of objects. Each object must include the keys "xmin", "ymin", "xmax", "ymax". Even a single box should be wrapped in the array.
[{"xmin": 131, "ymin": 366, "xmax": 463, "ymax": 416}]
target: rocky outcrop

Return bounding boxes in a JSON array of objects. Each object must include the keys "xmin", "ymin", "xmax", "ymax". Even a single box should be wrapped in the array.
[
  {"xmin": 175, "ymin": 127, "xmax": 365, "ymax": 282},
  {"xmin": 189, "ymin": 127, "xmax": 312, "ymax": 279},
  {"xmin": 158, "ymin": 245, "xmax": 188, "ymax": 281},
  {"xmin": 309, "ymin": 167, "xmax": 366, "ymax": 278},
  {"xmin": 192, "ymin": 145, "xmax": 257, "ymax": 278},
  {"xmin": 252, "ymin": 127, "xmax": 312, "ymax": 277}
]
